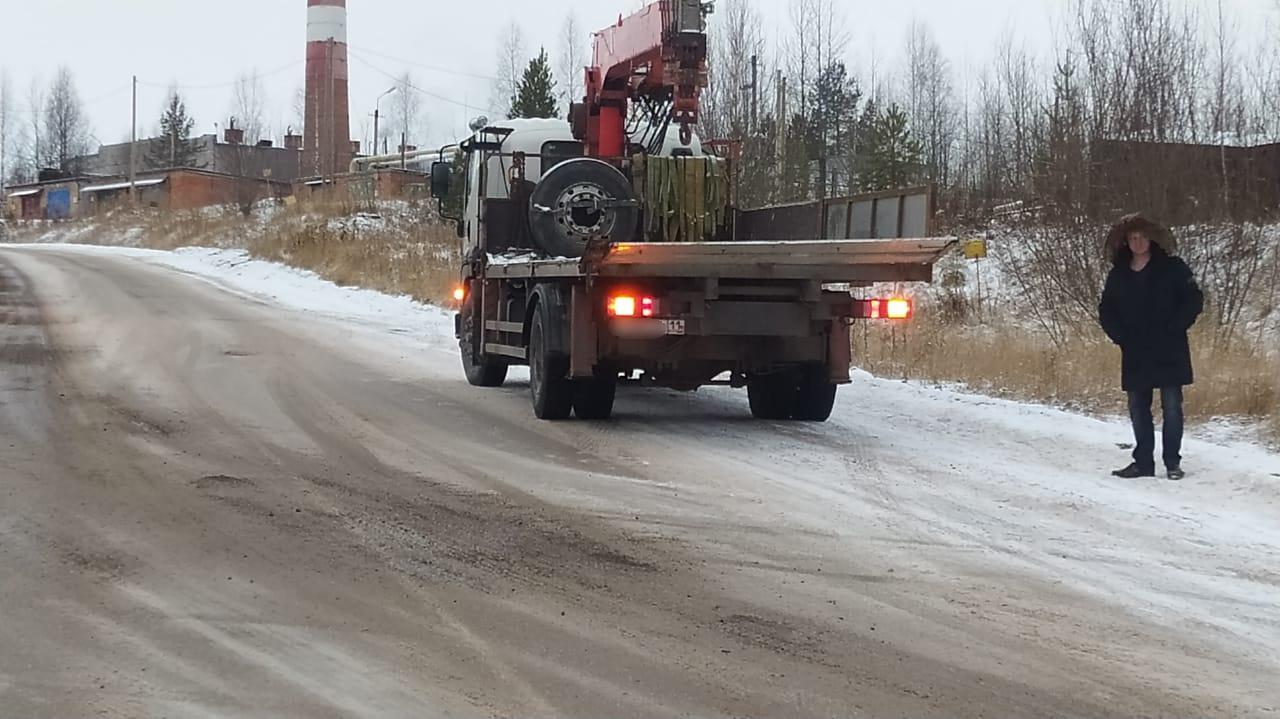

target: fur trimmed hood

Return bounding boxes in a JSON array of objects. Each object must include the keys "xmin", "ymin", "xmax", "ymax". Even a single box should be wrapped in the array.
[{"xmin": 1107, "ymin": 213, "xmax": 1176, "ymax": 264}]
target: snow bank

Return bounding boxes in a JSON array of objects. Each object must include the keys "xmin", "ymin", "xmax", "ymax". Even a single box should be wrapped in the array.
[{"xmin": 13, "ymin": 244, "xmax": 455, "ymax": 347}]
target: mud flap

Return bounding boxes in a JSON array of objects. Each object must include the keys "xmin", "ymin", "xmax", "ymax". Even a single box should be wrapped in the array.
[
  {"xmin": 828, "ymin": 320, "xmax": 852, "ymax": 384},
  {"xmin": 570, "ymin": 285, "xmax": 600, "ymax": 379}
]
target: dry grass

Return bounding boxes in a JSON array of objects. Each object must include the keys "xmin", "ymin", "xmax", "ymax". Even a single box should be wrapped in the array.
[
  {"xmin": 854, "ymin": 316, "xmax": 1280, "ymax": 442},
  {"xmin": 245, "ymin": 207, "xmax": 459, "ymax": 305},
  {"xmin": 9, "ymin": 201, "xmax": 461, "ymax": 306}
]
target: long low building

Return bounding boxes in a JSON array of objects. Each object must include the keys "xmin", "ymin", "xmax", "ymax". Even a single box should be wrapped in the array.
[{"xmin": 5, "ymin": 169, "xmax": 292, "ymax": 220}]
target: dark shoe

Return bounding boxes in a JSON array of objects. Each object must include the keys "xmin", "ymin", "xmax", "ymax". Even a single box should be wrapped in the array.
[
  {"xmin": 1112, "ymin": 463, "xmax": 1155, "ymax": 479},
  {"xmin": 1167, "ymin": 466, "xmax": 1185, "ymax": 481}
]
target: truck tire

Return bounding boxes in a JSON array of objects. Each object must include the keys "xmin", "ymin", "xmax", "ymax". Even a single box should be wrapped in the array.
[
  {"xmin": 793, "ymin": 365, "xmax": 837, "ymax": 422},
  {"xmin": 460, "ymin": 295, "xmax": 508, "ymax": 387},
  {"xmin": 528, "ymin": 158, "xmax": 639, "ymax": 258},
  {"xmin": 573, "ymin": 369, "xmax": 617, "ymax": 420},
  {"xmin": 529, "ymin": 306, "xmax": 573, "ymax": 420},
  {"xmin": 748, "ymin": 372, "xmax": 798, "ymax": 420},
  {"xmin": 461, "ymin": 345, "xmax": 509, "ymax": 387}
]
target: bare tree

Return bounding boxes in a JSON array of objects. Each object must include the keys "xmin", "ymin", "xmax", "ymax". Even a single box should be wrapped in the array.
[
  {"xmin": 24, "ymin": 77, "xmax": 44, "ymax": 177},
  {"xmin": 291, "ymin": 84, "xmax": 306, "ymax": 137},
  {"xmin": 388, "ymin": 72, "xmax": 425, "ymax": 148},
  {"xmin": 779, "ymin": 0, "xmax": 849, "ymax": 201},
  {"xmin": 704, "ymin": 0, "xmax": 767, "ymax": 139},
  {"xmin": 492, "ymin": 22, "xmax": 527, "ymax": 118},
  {"xmin": 0, "ymin": 70, "xmax": 12, "ymax": 185},
  {"xmin": 43, "ymin": 67, "xmax": 91, "ymax": 173},
  {"xmin": 231, "ymin": 70, "xmax": 266, "ymax": 144},
  {"xmin": 903, "ymin": 20, "xmax": 957, "ymax": 187},
  {"xmin": 557, "ymin": 11, "xmax": 585, "ymax": 106}
]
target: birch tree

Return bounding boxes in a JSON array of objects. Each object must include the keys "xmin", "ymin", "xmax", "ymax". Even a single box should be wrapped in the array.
[{"xmin": 43, "ymin": 67, "xmax": 91, "ymax": 172}]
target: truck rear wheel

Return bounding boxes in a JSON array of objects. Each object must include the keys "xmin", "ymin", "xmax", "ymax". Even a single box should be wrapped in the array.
[
  {"xmin": 793, "ymin": 365, "xmax": 837, "ymax": 422},
  {"xmin": 748, "ymin": 372, "xmax": 798, "ymax": 420},
  {"xmin": 573, "ymin": 369, "xmax": 617, "ymax": 420},
  {"xmin": 529, "ymin": 307, "xmax": 573, "ymax": 420}
]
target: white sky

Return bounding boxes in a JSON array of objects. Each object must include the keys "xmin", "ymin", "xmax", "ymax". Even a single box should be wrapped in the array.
[{"xmin": 0, "ymin": 0, "xmax": 1275, "ymax": 151}]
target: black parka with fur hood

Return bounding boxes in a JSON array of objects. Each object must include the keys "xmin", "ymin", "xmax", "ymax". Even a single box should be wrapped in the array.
[{"xmin": 1098, "ymin": 214, "xmax": 1204, "ymax": 391}]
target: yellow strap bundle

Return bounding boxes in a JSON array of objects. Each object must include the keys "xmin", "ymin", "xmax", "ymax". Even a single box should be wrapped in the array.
[{"xmin": 638, "ymin": 154, "xmax": 729, "ymax": 242}]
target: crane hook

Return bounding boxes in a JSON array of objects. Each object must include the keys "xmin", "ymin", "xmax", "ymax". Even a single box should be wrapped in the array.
[{"xmin": 679, "ymin": 123, "xmax": 693, "ymax": 146}]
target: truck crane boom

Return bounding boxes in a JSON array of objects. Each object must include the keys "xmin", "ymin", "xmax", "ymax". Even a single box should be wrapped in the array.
[{"xmin": 572, "ymin": 0, "xmax": 710, "ymax": 158}]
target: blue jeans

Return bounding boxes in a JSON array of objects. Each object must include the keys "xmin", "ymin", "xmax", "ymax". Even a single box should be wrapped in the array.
[{"xmin": 1128, "ymin": 387, "xmax": 1184, "ymax": 472}]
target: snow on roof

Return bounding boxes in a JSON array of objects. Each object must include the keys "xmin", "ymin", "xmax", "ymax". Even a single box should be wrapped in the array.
[
  {"xmin": 6, "ymin": 189, "xmax": 41, "ymax": 198},
  {"xmin": 80, "ymin": 177, "xmax": 167, "ymax": 193},
  {"xmin": 485, "ymin": 118, "xmax": 570, "ymax": 133}
]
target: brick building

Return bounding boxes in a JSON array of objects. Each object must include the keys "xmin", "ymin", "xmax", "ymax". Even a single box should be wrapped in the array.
[
  {"xmin": 79, "ymin": 129, "xmax": 306, "ymax": 183},
  {"xmin": 81, "ymin": 169, "xmax": 291, "ymax": 215}
]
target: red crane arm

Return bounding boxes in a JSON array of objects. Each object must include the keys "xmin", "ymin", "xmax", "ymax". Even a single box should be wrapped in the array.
[{"xmin": 573, "ymin": 0, "xmax": 709, "ymax": 158}]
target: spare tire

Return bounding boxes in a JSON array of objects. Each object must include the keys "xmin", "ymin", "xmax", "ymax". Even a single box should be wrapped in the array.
[{"xmin": 528, "ymin": 158, "xmax": 638, "ymax": 258}]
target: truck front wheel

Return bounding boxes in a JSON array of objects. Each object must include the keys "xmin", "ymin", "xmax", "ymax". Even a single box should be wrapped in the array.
[
  {"xmin": 462, "ymin": 346, "xmax": 509, "ymax": 387},
  {"xmin": 529, "ymin": 307, "xmax": 573, "ymax": 420},
  {"xmin": 460, "ymin": 298, "xmax": 508, "ymax": 387}
]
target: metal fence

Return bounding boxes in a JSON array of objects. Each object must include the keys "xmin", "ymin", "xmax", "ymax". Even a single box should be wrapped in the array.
[{"xmin": 736, "ymin": 185, "xmax": 935, "ymax": 241}]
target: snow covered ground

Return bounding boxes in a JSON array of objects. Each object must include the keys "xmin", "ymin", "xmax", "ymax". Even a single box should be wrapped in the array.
[{"xmin": 8, "ymin": 242, "xmax": 1280, "ymax": 712}]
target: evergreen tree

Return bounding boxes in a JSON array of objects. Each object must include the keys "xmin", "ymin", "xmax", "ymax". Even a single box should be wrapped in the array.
[
  {"xmin": 1035, "ymin": 56, "xmax": 1090, "ymax": 216},
  {"xmin": 146, "ymin": 90, "xmax": 201, "ymax": 169},
  {"xmin": 811, "ymin": 61, "xmax": 861, "ymax": 198},
  {"xmin": 510, "ymin": 48, "xmax": 559, "ymax": 119},
  {"xmin": 779, "ymin": 112, "xmax": 814, "ymax": 202},
  {"xmin": 858, "ymin": 104, "xmax": 924, "ymax": 191}
]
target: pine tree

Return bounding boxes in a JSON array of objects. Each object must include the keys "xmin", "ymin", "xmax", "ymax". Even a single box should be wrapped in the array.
[
  {"xmin": 146, "ymin": 90, "xmax": 201, "ymax": 169},
  {"xmin": 858, "ymin": 104, "xmax": 924, "ymax": 191},
  {"xmin": 510, "ymin": 48, "xmax": 559, "ymax": 119},
  {"xmin": 811, "ymin": 61, "xmax": 861, "ymax": 198}
]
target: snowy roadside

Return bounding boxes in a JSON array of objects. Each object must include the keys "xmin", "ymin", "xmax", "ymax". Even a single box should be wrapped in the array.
[
  {"xmin": 11, "ymin": 242, "xmax": 1277, "ymax": 460},
  {"xmin": 8, "ymin": 243, "xmax": 457, "ymax": 346}
]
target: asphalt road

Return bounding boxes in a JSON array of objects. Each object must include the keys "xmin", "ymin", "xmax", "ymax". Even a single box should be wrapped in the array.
[{"xmin": 0, "ymin": 246, "xmax": 1273, "ymax": 718}]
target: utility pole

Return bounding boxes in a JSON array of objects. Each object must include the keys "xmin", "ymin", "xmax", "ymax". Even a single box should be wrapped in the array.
[
  {"xmin": 749, "ymin": 54, "xmax": 759, "ymax": 134},
  {"xmin": 129, "ymin": 75, "xmax": 137, "ymax": 206},
  {"xmin": 373, "ymin": 86, "xmax": 398, "ymax": 162},
  {"xmin": 775, "ymin": 71, "xmax": 786, "ymax": 177}
]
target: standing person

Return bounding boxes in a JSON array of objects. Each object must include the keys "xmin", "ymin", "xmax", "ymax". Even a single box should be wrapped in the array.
[{"xmin": 1099, "ymin": 214, "xmax": 1204, "ymax": 480}]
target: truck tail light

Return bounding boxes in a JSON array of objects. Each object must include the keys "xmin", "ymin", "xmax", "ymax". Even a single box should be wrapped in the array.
[
  {"xmin": 608, "ymin": 294, "xmax": 656, "ymax": 318},
  {"xmin": 851, "ymin": 298, "xmax": 914, "ymax": 320},
  {"xmin": 452, "ymin": 285, "xmax": 467, "ymax": 303}
]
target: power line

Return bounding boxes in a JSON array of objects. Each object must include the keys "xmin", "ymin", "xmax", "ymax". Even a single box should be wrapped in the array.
[
  {"xmin": 136, "ymin": 59, "xmax": 304, "ymax": 92},
  {"xmin": 348, "ymin": 44, "xmax": 498, "ymax": 82},
  {"xmin": 83, "ymin": 84, "xmax": 132, "ymax": 106},
  {"xmin": 348, "ymin": 51, "xmax": 500, "ymax": 115}
]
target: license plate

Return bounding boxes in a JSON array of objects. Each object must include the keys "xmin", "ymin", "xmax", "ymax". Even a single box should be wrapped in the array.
[{"xmin": 661, "ymin": 319, "xmax": 686, "ymax": 336}]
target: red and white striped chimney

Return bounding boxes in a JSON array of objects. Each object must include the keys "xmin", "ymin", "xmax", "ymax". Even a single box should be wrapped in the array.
[{"xmin": 304, "ymin": 0, "xmax": 351, "ymax": 177}]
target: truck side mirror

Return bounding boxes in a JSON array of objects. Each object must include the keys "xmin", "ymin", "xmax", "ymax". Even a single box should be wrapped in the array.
[{"xmin": 430, "ymin": 161, "xmax": 451, "ymax": 200}]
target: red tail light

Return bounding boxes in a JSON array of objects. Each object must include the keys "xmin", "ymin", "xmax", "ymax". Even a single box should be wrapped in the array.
[
  {"xmin": 608, "ymin": 294, "xmax": 656, "ymax": 318},
  {"xmin": 852, "ymin": 298, "xmax": 914, "ymax": 320}
]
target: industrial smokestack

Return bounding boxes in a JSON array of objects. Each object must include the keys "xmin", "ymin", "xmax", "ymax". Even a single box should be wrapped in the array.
[{"xmin": 304, "ymin": 0, "xmax": 351, "ymax": 177}]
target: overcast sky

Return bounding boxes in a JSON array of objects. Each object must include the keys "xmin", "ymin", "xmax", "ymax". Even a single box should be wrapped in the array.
[{"xmin": 0, "ymin": 0, "xmax": 1275, "ymax": 151}]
